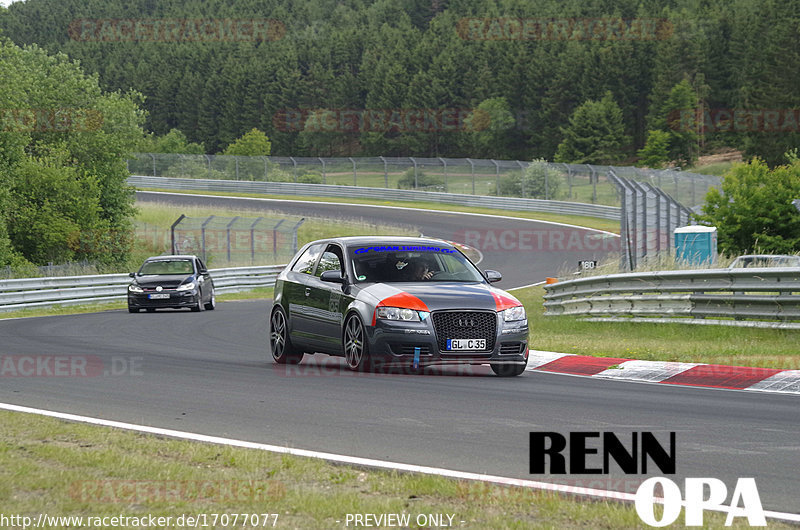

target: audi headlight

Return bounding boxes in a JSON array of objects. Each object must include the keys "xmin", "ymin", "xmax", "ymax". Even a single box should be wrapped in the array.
[
  {"xmin": 376, "ymin": 306, "xmax": 421, "ymax": 322},
  {"xmin": 128, "ymin": 284, "xmax": 143, "ymax": 293},
  {"xmin": 503, "ymin": 306, "xmax": 526, "ymax": 322},
  {"xmin": 176, "ymin": 282, "xmax": 196, "ymax": 291}
]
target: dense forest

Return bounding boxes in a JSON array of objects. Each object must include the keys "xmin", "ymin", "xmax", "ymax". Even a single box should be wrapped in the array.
[{"xmin": 1, "ymin": 0, "xmax": 799, "ymax": 165}]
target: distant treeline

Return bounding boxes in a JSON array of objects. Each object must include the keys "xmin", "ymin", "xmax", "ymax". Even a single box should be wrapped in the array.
[{"xmin": 1, "ymin": 0, "xmax": 798, "ymax": 165}]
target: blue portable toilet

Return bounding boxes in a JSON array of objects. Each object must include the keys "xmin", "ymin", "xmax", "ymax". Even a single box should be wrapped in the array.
[{"xmin": 674, "ymin": 226, "xmax": 717, "ymax": 265}]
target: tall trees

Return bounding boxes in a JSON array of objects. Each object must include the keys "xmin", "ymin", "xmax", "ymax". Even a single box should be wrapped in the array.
[
  {"xmin": 1, "ymin": 0, "xmax": 798, "ymax": 163},
  {"xmin": 554, "ymin": 92, "xmax": 629, "ymax": 164},
  {"xmin": 223, "ymin": 128, "xmax": 272, "ymax": 156},
  {"xmin": 0, "ymin": 38, "xmax": 145, "ymax": 268}
]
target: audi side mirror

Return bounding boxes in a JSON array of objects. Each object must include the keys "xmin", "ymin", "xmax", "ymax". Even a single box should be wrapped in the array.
[
  {"xmin": 320, "ymin": 270, "xmax": 346, "ymax": 284},
  {"xmin": 484, "ymin": 270, "xmax": 502, "ymax": 283}
]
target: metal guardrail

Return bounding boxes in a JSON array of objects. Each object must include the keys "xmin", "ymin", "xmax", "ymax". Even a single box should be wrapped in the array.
[
  {"xmin": 128, "ymin": 175, "xmax": 622, "ymax": 221},
  {"xmin": 543, "ymin": 268, "xmax": 800, "ymax": 329},
  {"xmin": 0, "ymin": 265, "xmax": 284, "ymax": 312}
]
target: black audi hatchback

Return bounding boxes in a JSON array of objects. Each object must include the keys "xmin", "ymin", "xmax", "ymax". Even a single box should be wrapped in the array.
[
  {"xmin": 127, "ymin": 255, "xmax": 216, "ymax": 313},
  {"xmin": 269, "ymin": 236, "xmax": 529, "ymax": 376}
]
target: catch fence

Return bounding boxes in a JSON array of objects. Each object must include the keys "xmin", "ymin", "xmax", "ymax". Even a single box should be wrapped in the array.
[{"xmin": 128, "ymin": 154, "xmax": 720, "ymax": 209}]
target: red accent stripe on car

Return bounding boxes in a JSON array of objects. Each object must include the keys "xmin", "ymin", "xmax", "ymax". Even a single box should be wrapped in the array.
[
  {"xmin": 491, "ymin": 290, "xmax": 522, "ymax": 311},
  {"xmin": 377, "ymin": 292, "xmax": 430, "ymax": 311},
  {"xmin": 372, "ymin": 292, "xmax": 430, "ymax": 326}
]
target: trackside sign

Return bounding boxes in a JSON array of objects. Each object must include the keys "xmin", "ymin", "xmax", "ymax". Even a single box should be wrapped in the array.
[{"xmin": 529, "ymin": 431, "xmax": 767, "ymax": 526}]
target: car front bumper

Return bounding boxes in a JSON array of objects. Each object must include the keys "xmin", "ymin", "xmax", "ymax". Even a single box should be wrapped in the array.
[
  {"xmin": 127, "ymin": 290, "xmax": 199, "ymax": 309},
  {"xmin": 366, "ymin": 312, "xmax": 528, "ymax": 367}
]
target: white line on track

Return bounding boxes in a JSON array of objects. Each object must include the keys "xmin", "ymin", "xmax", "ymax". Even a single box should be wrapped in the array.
[{"xmin": 1, "ymin": 402, "xmax": 798, "ymax": 523}]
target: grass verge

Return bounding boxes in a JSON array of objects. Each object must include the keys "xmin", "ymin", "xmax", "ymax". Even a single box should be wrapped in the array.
[
  {"xmin": 136, "ymin": 187, "xmax": 621, "ymax": 234},
  {"xmin": 0, "ymin": 409, "xmax": 780, "ymax": 529},
  {"xmin": 515, "ymin": 286, "xmax": 800, "ymax": 370}
]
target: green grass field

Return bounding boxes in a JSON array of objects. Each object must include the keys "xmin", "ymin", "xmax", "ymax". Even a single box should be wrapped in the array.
[{"xmin": 0, "ymin": 408, "xmax": 782, "ymax": 529}]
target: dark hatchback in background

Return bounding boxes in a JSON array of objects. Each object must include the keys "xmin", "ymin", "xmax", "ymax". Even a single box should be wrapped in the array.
[
  {"xmin": 127, "ymin": 255, "xmax": 216, "ymax": 313},
  {"xmin": 269, "ymin": 236, "xmax": 529, "ymax": 376}
]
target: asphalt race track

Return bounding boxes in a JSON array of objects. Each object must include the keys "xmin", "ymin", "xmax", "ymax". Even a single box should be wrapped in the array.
[
  {"xmin": 1, "ymin": 193, "xmax": 798, "ymax": 515},
  {"xmin": 136, "ymin": 190, "xmax": 620, "ymax": 286}
]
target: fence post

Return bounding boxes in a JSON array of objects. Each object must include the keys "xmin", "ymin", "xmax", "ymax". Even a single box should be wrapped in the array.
[
  {"xmin": 226, "ymin": 217, "xmax": 239, "ymax": 263},
  {"xmin": 271, "ymin": 219, "xmax": 283, "ymax": 262},
  {"xmin": 250, "ymin": 217, "xmax": 264, "ymax": 264},
  {"xmin": 319, "ymin": 158, "xmax": 326, "ymax": 184},
  {"xmin": 563, "ymin": 163, "xmax": 572, "ymax": 199},
  {"xmin": 289, "ymin": 157, "xmax": 297, "ymax": 182},
  {"xmin": 201, "ymin": 216, "xmax": 215, "ymax": 263},
  {"xmin": 170, "ymin": 214, "xmax": 186, "ymax": 254},
  {"xmin": 587, "ymin": 164, "xmax": 597, "ymax": 203},
  {"xmin": 517, "ymin": 160, "xmax": 526, "ymax": 197},
  {"xmin": 466, "ymin": 158, "xmax": 475, "ymax": 194},
  {"xmin": 151, "ymin": 154, "xmax": 157, "ymax": 177},
  {"xmin": 492, "ymin": 159, "xmax": 500, "ymax": 196},
  {"xmin": 349, "ymin": 157, "xmax": 356, "ymax": 186},
  {"xmin": 544, "ymin": 163, "xmax": 549, "ymax": 200},
  {"xmin": 439, "ymin": 158, "xmax": 448, "ymax": 192},
  {"xmin": 380, "ymin": 156, "xmax": 388, "ymax": 187},
  {"xmin": 206, "ymin": 155, "xmax": 212, "ymax": 177},
  {"xmin": 235, "ymin": 157, "xmax": 240, "ymax": 180},
  {"xmin": 264, "ymin": 156, "xmax": 269, "ymax": 181},
  {"xmin": 410, "ymin": 157, "xmax": 418, "ymax": 189},
  {"xmin": 292, "ymin": 218, "xmax": 306, "ymax": 254}
]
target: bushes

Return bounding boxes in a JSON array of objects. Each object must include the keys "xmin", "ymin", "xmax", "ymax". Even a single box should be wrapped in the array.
[
  {"xmin": 696, "ymin": 156, "xmax": 800, "ymax": 255},
  {"xmin": 497, "ymin": 159, "xmax": 563, "ymax": 199},
  {"xmin": 397, "ymin": 168, "xmax": 444, "ymax": 190},
  {"xmin": 297, "ymin": 170, "xmax": 323, "ymax": 184}
]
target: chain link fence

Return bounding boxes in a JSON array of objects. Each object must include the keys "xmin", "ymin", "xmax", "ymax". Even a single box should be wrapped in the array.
[
  {"xmin": 128, "ymin": 154, "xmax": 721, "ymax": 209},
  {"xmin": 609, "ymin": 170, "xmax": 695, "ymax": 271},
  {"xmin": 170, "ymin": 215, "xmax": 304, "ymax": 267}
]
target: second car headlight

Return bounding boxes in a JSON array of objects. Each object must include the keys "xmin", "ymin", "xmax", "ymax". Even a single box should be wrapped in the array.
[
  {"xmin": 376, "ymin": 306, "xmax": 421, "ymax": 322},
  {"xmin": 503, "ymin": 306, "xmax": 526, "ymax": 322},
  {"xmin": 176, "ymin": 282, "xmax": 196, "ymax": 291}
]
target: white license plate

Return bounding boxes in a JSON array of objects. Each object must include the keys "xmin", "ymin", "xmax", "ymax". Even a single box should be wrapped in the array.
[
  {"xmin": 148, "ymin": 293, "xmax": 170, "ymax": 299},
  {"xmin": 447, "ymin": 338, "xmax": 486, "ymax": 350}
]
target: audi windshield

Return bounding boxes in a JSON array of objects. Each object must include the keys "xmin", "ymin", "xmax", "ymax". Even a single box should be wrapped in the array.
[{"xmin": 348, "ymin": 244, "xmax": 485, "ymax": 283}]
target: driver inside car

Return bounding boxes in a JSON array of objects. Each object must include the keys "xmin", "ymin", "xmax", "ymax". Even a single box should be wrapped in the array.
[{"xmin": 407, "ymin": 260, "xmax": 435, "ymax": 280}]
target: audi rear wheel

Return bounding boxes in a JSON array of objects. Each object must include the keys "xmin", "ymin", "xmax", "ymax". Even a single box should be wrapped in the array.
[{"xmin": 270, "ymin": 306, "xmax": 303, "ymax": 364}]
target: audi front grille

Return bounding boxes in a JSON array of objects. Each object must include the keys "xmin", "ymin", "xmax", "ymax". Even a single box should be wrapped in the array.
[{"xmin": 431, "ymin": 310, "xmax": 496, "ymax": 352}]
